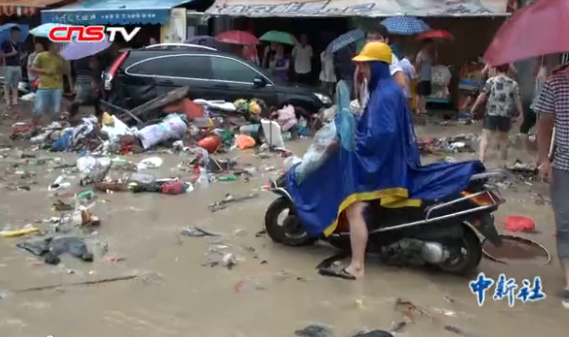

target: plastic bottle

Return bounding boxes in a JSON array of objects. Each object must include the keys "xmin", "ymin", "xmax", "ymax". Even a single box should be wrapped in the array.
[
  {"xmin": 197, "ymin": 167, "xmax": 209, "ymax": 188},
  {"xmin": 217, "ymin": 174, "xmax": 238, "ymax": 182}
]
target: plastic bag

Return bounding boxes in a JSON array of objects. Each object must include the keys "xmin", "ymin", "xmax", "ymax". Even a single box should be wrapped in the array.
[
  {"xmin": 235, "ymin": 134, "xmax": 256, "ymax": 149},
  {"xmin": 294, "ymin": 121, "xmax": 337, "ymax": 183},
  {"xmin": 335, "ymin": 80, "xmax": 356, "ymax": 151},
  {"xmin": 292, "ymin": 81, "xmax": 355, "ymax": 183}
]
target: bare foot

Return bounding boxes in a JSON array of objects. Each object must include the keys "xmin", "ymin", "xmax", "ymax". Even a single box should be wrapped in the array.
[{"xmin": 344, "ymin": 265, "xmax": 365, "ymax": 280}]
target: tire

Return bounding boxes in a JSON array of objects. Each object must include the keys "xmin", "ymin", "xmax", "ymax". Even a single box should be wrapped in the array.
[
  {"xmin": 264, "ymin": 197, "xmax": 316, "ymax": 246},
  {"xmin": 437, "ymin": 223, "xmax": 482, "ymax": 275}
]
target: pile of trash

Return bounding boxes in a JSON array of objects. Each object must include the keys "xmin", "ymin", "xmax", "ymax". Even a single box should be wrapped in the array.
[
  {"xmin": 10, "ymin": 86, "xmax": 313, "ymax": 158},
  {"xmin": 418, "ymin": 134, "xmax": 478, "ymax": 155}
]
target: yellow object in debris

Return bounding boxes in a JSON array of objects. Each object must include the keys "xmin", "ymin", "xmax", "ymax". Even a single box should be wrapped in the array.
[
  {"xmin": 0, "ymin": 227, "xmax": 40, "ymax": 238},
  {"xmin": 249, "ymin": 100, "xmax": 261, "ymax": 114},
  {"xmin": 102, "ymin": 112, "xmax": 114, "ymax": 126}
]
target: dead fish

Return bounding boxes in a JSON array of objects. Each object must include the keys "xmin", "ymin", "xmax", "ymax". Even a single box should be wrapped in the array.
[
  {"xmin": 444, "ymin": 325, "xmax": 476, "ymax": 337},
  {"xmin": 181, "ymin": 226, "xmax": 219, "ymax": 237},
  {"xmin": 221, "ymin": 253, "xmax": 237, "ymax": 269},
  {"xmin": 295, "ymin": 324, "xmax": 333, "ymax": 337}
]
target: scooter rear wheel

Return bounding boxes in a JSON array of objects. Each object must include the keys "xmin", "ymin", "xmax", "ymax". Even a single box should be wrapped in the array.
[
  {"xmin": 264, "ymin": 197, "xmax": 316, "ymax": 246},
  {"xmin": 437, "ymin": 224, "xmax": 482, "ymax": 275}
]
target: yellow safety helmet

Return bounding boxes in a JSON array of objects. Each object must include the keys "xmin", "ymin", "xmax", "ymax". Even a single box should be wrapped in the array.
[{"xmin": 352, "ymin": 42, "xmax": 392, "ymax": 64}]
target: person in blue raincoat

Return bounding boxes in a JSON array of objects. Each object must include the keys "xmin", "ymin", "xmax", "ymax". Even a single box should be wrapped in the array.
[{"xmin": 285, "ymin": 42, "xmax": 483, "ymax": 280}]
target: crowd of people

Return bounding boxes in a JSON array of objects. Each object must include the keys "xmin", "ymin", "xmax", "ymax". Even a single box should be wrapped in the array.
[
  {"xmin": 238, "ymin": 27, "xmax": 439, "ymax": 108},
  {"xmin": 1, "ymin": 26, "xmax": 111, "ymax": 131}
]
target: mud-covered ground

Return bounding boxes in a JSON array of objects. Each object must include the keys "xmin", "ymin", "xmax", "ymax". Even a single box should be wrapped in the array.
[{"xmin": 0, "ymin": 109, "xmax": 567, "ymax": 337}]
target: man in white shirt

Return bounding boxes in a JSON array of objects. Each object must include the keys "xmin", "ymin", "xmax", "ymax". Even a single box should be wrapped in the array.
[
  {"xmin": 355, "ymin": 24, "xmax": 406, "ymax": 108},
  {"xmin": 292, "ymin": 34, "xmax": 313, "ymax": 84}
]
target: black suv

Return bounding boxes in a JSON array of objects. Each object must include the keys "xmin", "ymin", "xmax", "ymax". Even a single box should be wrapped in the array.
[{"xmin": 103, "ymin": 43, "xmax": 332, "ymax": 113}]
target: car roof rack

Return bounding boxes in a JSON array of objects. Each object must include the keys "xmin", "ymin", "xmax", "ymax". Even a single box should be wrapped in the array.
[{"xmin": 143, "ymin": 43, "xmax": 216, "ymax": 51}]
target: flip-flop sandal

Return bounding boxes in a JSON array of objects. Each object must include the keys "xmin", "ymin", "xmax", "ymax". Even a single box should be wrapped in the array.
[{"xmin": 318, "ymin": 266, "xmax": 356, "ymax": 280}]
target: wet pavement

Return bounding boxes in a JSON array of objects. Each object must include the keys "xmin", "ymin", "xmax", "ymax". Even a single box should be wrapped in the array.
[{"xmin": 0, "ymin": 113, "xmax": 567, "ymax": 337}]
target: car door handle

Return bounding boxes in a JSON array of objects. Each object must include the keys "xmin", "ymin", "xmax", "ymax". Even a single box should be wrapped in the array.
[
  {"xmin": 214, "ymin": 84, "xmax": 230, "ymax": 89},
  {"xmin": 159, "ymin": 80, "xmax": 174, "ymax": 85}
]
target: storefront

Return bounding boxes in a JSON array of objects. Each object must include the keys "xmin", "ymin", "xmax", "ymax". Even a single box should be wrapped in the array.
[
  {"xmin": 39, "ymin": 0, "xmax": 209, "ymax": 44},
  {"xmin": 207, "ymin": 0, "xmax": 512, "ymax": 108},
  {"xmin": 0, "ymin": 0, "xmax": 73, "ymax": 25}
]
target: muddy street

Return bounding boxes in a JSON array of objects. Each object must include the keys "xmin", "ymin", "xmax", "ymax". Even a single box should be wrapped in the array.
[{"xmin": 0, "ymin": 121, "xmax": 567, "ymax": 337}]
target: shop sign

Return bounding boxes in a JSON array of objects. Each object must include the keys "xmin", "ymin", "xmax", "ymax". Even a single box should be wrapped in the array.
[
  {"xmin": 206, "ymin": 0, "xmax": 510, "ymax": 17},
  {"xmin": 48, "ymin": 26, "xmax": 141, "ymax": 43}
]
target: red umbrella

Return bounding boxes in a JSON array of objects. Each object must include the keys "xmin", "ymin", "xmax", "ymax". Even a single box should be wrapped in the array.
[
  {"xmin": 484, "ymin": 0, "xmax": 569, "ymax": 66},
  {"xmin": 416, "ymin": 30, "xmax": 454, "ymax": 41},
  {"xmin": 215, "ymin": 30, "xmax": 259, "ymax": 45}
]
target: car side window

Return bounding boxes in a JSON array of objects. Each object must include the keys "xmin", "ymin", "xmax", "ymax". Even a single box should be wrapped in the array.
[
  {"xmin": 179, "ymin": 55, "xmax": 212, "ymax": 79},
  {"xmin": 128, "ymin": 58, "xmax": 171, "ymax": 76},
  {"xmin": 127, "ymin": 55, "xmax": 212, "ymax": 79},
  {"xmin": 210, "ymin": 57, "xmax": 258, "ymax": 83}
]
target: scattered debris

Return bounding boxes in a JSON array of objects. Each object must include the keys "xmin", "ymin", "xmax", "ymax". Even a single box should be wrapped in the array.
[
  {"xmin": 181, "ymin": 227, "xmax": 220, "ymax": 237},
  {"xmin": 15, "ymin": 274, "xmax": 138, "ymax": 293},
  {"xmin": 16, "ymin": 236, "xmax": 94, "ymax": 265},
  {"xmin": 352, "ymin": 330, "xmax": 394, "ymax": 337},
  {"xmin": 208, "ymin": 192, "xmax": 259, "ymax": 212},
  {"xmin": 295, "ymin": 324, "xmax": 333, "ymax": 337},
  {"xmin": 444, "ymin": 325, "xmax": 476, "ymax": 337}
]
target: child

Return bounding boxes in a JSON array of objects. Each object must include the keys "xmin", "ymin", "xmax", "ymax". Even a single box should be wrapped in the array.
[{"xmin": 470, "ymin": 64, "xmax": 523, "ymax": 163}]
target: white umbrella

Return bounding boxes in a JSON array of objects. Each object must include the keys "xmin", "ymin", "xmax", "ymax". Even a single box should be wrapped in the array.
[{"xmin": 30, "ymin": 23, "xmax": 73, "ymax": 38}]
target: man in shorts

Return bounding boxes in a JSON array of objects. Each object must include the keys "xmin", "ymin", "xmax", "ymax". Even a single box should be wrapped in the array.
[
  {"xmin": 30, "ymin": 41, "xmax": 70, "ymax": 130},
  {"xmin": 1, "ymin": 27, "xmax": 26, "ymax": 107},
  {"xmin": 470, "ymin": 64, "xmax": 523, "ymax": 163},
  {"xmin": 535, "ymin": 65, "xmax": 569, "ymax": 308}
]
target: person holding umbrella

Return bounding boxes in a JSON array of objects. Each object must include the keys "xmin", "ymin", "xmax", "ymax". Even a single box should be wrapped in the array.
[
  {"xmin": 30, "ymin": 41, "xmax": 71, "ymax": 130},
  {"xmin": 269, "ymin": 44, "xmax": 290, "ymax": 82},
  {"xmin": 534, "ymin": 65, "xmax": 569, "ymax": 308},
  {"xmin": 1, "ymin": 27, "xmax": 26, "ymax": 108}
]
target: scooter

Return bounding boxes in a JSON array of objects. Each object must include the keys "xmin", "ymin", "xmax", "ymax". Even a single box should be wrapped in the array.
[{"xmin": 264, "ymin": 168, "xmax": 509, "ymax": 275}]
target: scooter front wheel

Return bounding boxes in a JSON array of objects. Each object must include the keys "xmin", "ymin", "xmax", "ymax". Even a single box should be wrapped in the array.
[{"xmin": 264, "ymin": 197, "xmax": 316, "ymax": 246}]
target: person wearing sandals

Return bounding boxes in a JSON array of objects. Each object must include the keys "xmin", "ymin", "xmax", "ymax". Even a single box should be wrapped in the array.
[
  {"xmin": 534, "ymin": 64, "xmax": 569, "ymax": 308},
  {"xmin": 470, "ymin": 64, "xmax": 523, "ymax": 163}
]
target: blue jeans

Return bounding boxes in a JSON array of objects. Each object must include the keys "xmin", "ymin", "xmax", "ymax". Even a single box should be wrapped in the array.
[{"xmin": 34, "ymin": 88, "xmax": 63, "ymax": 118}]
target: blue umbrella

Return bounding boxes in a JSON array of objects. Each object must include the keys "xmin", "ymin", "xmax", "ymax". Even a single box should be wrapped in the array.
[
  {"xmin": 380, "ymin": 17, "xmax": 431, "ymax": 35},
  {"xmin": 30, "ymin": 23, "xmax": 73, "ymax": 38},
  {"xmin": 60, "ymin": 37, "xmax": 111, "ymax": 60},
  {"xmin": 326, "ymin": 29, "xmax": 365, "ymax": 53},
  {"xmin": 0, "ymin": 23, "xmax": 29, "ymax": 42}
]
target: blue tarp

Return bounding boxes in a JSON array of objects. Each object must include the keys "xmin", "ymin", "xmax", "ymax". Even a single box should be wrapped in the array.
[{"xmin": 41, "ymin": 0, "xmax": 196, "ymax": 25}]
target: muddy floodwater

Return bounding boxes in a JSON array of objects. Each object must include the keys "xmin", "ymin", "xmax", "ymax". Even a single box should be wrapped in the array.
[{"xmin": 1, "ymin": 120, "xmax": 568, "ymax": 337}]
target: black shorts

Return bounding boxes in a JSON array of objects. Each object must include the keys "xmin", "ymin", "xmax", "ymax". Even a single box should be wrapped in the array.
[
  {"xmin": 483, "ymin": 115, "xmax": 512, "ymax": 132},
  {"xmin": 416, "ymin": 81, "xmax": 432, "ymax": 96}
]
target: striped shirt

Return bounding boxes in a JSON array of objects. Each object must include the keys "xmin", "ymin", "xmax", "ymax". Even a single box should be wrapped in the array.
[{"xmin": 533, "ymin": 72, "xmax": 569, "ymax": 171}]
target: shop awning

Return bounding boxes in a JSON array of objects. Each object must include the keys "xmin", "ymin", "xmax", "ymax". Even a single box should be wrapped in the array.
[
  {"xmin": 205, "ymin": 0, "xmax": 510, "ymax": 17},
  {"xmin": 0, "ymin": 0, "xmax": 65, "ymax": 17},
  {"xmin": 41, "ymin": 0, "xmax": 197, "ymax": 25}
]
